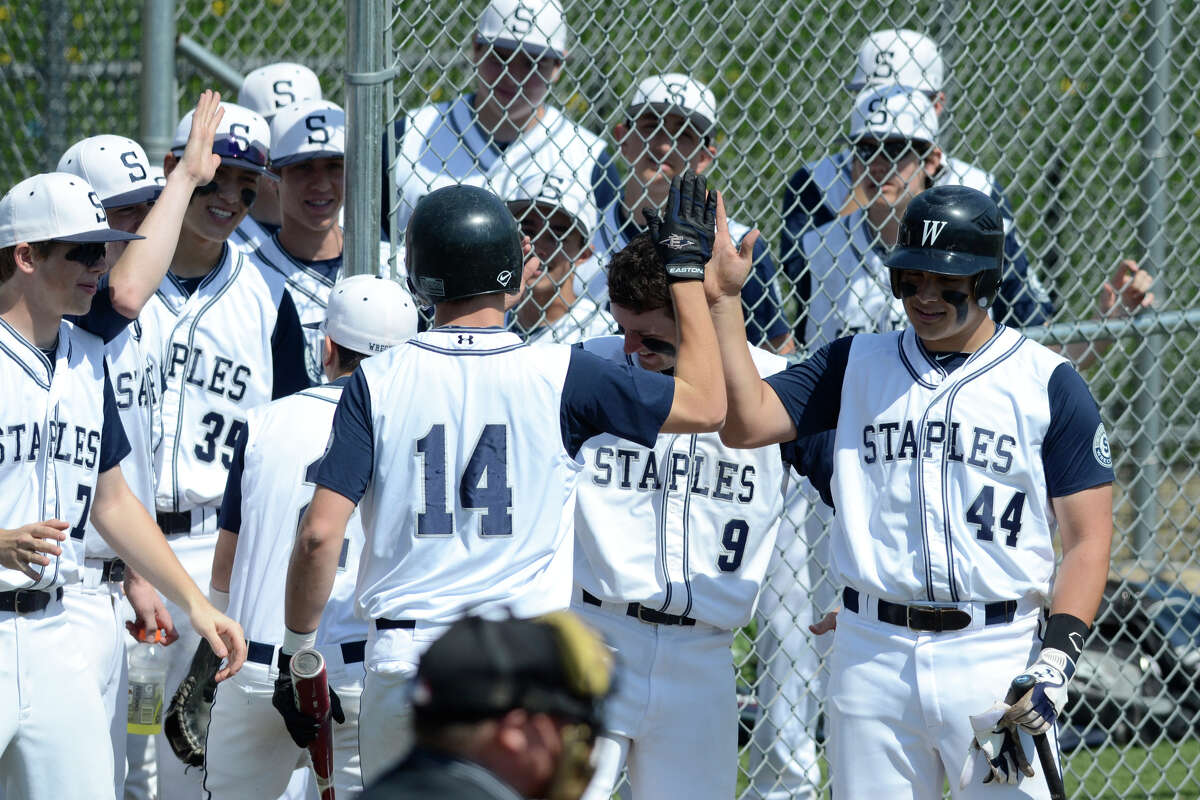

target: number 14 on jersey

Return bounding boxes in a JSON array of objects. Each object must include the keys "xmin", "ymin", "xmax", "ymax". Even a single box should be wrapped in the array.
[{"xmin": 417, "ymin": 423, "xmax": 513, "ymax": 537}]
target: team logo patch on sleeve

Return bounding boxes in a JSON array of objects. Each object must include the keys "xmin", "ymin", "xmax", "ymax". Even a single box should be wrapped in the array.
[{"xmin": 1092, "ymin": 423, "xmax": 1112, "ymax": 468}]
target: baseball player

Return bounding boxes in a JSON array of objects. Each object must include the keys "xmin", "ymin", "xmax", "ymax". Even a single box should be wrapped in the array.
[
  {"xmin": 573, "ymin": 73, "xmax": 793, "ymax": 352},
  {"xmin": 0, "ymin": 171, "xmax": 246, "ymax": 800},
  {"xmin": 714, "ymin": 184, "xmax": 1113, "ymax": 798},
  {"xmin": 280, "ymin": 175, "xmax": 730, "ymax": 784},
  {"xmin": 387, "ymin": 0, "xmax": 618, "ymax": 237},
  {"xmin": 234, "ymin": 62, "xmax": 323, "ymax": 253},
  {"xmin": 497, "ymin": 163, "xmax": 614, "ymax": 343},
  {"xmin": 203, "ymin": 275, "xmax": 416, "ymax": 798},
  {"xmin": 781, "ymin": 28, "xmax": 1153, "ymax": 342},
  {"xmin": 139, "ymin": 100, "xmax": 310, "ymax": 800},
  {"xmin": 250, "ymin": 98, "xmax": 393, "ymax": 385},
  {"xmin": 569, "ymin": 232, "xmax": 808, "ymax": 800},
  {"xmin": 54, "ymin": 90, "xmax": 228, "ymax": 796}
]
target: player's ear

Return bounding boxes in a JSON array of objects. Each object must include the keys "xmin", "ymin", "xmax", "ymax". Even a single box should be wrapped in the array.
[
  {"xmin": 573, "ymin": 241, "xmax": 594, "ymax": 267},
  {"xmin": 163, "ymin": 153, "xmax": 179, "ymax": 177},
  {"xmin": 11, "ymin": 242, "xmax": 37, "ymax": 275},
  {"xmin": 694, "ymin": 144, "xmax": 716, "ymax": 174},
  {"xmin": 613, "ymin": 122, "xmax": 629, "ymax": 143},
  {"xmin": 322, "ymin": 335, "xmax": 335, "ymax": 371},
  {"xmin": 933, "ymin": 91, "xmax": 947, "ymax": 116},
  {"xmin": 924, "ymin": 147, "xmax": 943, "ymax": 180}
]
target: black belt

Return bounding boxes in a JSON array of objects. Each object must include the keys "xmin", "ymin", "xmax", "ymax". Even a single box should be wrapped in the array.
[
  {"xmin": 581, "ymin": 588, "xmax": 697, "ymax": 627},
  {"xmin": 100, "ymin": 558, "xmax": 126, "ymax": 583},
  {"xmin": 842, "ymin": 587, "xmax": 1017, "ymax": 633},
  {"xmin": 156, "ymin": 510, "xmax": 194, "ymax": 535},
  {"xmin": 247, "ymin": 639, "xmax": 367, "ymax": 668},
  {"xmin": 377, "ymin": 618, "xmax": 416, "ymax": 630},
  {"xmin": 0, "ymin": 587, "xmax": 64, "ymax": 614}
]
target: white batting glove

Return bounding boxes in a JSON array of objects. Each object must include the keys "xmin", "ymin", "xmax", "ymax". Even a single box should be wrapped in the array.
[
  {"xmin": 960, "ymin": 702, "xmax": 1034, "ymax": 788},
  {"xmin": 1003, "ymin": 648, "xmax": 1074, "ymax": 735}
]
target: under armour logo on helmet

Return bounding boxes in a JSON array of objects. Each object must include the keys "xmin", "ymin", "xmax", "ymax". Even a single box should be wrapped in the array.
[{"xmin": 921, "ymin": 219, "xmax": 948, "ymax": 246}]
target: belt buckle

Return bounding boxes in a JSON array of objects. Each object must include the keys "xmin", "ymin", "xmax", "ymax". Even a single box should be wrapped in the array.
[
  {"xmin": 107, "ymin": 560, "xmax": 126, "ymax": 583},
  {"xmin": 635, "ymin": 605, "xmax": 658, "ymax": 625},
  {"xmin": 906, "ymin": 603, "xmax": 952, "ymax": 632},
  {"xmin": 12, "ymin": 589, "xmax": 39, "ymax": 614}
]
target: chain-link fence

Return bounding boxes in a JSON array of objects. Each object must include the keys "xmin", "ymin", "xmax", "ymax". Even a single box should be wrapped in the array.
[
  {"xmin": 381, "ymin": 2, "xmax": 1200, "ymax": 797},
  {"xmin": 3, "ymin": 0, "xmax": 1200, "ymax": 796}
]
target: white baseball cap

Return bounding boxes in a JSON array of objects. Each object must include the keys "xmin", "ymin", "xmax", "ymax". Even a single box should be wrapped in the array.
[
  {"xmin": 270, "ymin": 100, "xmax": 345, "ymax": 168},
  {"xmin": 475, "ymin": 0, "xmax": 568, "ymax": 60},
  {"xmin": 170, "ymin": 102, "xmax": 276, "ymax": 179},
  {"xmin": 238, "ymin": 62, "xmax": 323, "ymax": 119},
  {"xmin": 56, "ymin": 135, "xmax": 162, "ymax": 209},
  {"xmin": 498, "ymin": 166, "xmax": 599, "ymax": 241},
  {"xmin": 848, "ymin": 86, "xmax": 938, "ymax": 145},
  {"xmin": 148, "ymin": 164, "xmax": 166, "ymax": 188},
  {"xmin": 628, "ymin": 73, "xmax": 718, "ymax": 137},
  {"xmin": 848, "ymin": 29, "xmax": 944, "ymax": 95},
  {"xmin": 307, "ymin": 275, "xmax": 417, "ymax": 355},
  {"xmin": 0, "ymin": 172, "xmax": 145, "ymax": 248}
]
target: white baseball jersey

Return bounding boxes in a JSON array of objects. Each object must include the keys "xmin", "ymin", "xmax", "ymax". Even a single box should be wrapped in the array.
[
  {"xmin": 800, "ymin": 210, "xmax": 904, "ymax": 347},
  {"xmin": 519, "ymin": 297, "xmax": 615, "ymax": 344},
  {"xmin": 0, "ymin": 318, "xmax": 129, "ymax": 591},
  {"xmin": 766, "ymin": 325, "xmax": 1115, "ymax": 605},
  {"xmin": 141, "ymin": 244, "xmax": 309, "ymax": 513},
  {"xmin": 392, "ymin": 94, "xmax": 609, "ymax": 235},
  {"xmin": 575, "ymin": 337, "xmax": 789, "ymax": 629},
  {"xmin": 83, "ymin": 321, "xmax": 161, "ymax": 558},
  {"xmin": 316, "ymin": 328, "xmax": 673, "ymax": 636},
  {"xmin": 248, "ymin": 234, "xmax": 395, "ymax": 385},
  {"xmin": 231, "ymin": 215, "xmax": 279, "ymax": 254},
  {"xmin": 220, "ymin": 379, "xmax": 364, "ymax": 646}
]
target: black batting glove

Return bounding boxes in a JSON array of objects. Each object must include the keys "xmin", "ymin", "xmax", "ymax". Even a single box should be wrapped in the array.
[
  {"xmin": 643, "ymin": 169, "xmax": 717, "ymax": 283},
  {"xmin": 271, "ymin": 652, "xmax": 346, "ymax": 748}
]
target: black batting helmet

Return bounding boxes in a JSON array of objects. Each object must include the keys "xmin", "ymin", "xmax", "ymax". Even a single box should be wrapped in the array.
[
  {"xmin": 885, "ymin": 185, "xmax": 1005, "ymax": 308},
  {"xmin": 405, "ymin": 185, "xmax": 524, "ymax": 306}
]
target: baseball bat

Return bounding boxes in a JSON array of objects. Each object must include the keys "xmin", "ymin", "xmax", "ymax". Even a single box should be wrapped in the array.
[
  {"xmin": 1009, "ymin": 674, "xmax": 1067, "ymax": 800},
  {"xmin": 291, "ymin": 648, "xmax": 336, "ymax": 800}
]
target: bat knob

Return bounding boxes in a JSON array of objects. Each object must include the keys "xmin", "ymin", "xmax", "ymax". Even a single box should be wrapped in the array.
[{"xmin": 1011, "ymin": 674, "xmax": 1035, "ymax": 692}]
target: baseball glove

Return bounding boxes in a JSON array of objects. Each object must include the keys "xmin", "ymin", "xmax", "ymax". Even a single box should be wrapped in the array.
[{"xmin": 164, "ymin": 639, "xmax": 222, "ymax": 768}]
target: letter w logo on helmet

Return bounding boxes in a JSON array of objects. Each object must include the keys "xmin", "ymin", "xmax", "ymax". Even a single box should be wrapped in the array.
[{"xmin": 921, "ymin": 219, "xmax": 948, "ymax": 246}]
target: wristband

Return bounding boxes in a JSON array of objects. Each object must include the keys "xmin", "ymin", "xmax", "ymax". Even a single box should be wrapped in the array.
[
  {"xmin": 1041, "ymin": 612, "xmax": 1089, "ymax": 663},
  {"xmin": 282, "ymin": 626, "xmax": 317, "ymax": 656},
  {"xmin": 208, "ymin": 584, "xmax": 229, "ymax": 614}
]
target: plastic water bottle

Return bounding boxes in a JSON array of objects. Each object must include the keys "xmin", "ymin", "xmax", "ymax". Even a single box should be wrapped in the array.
[{"xmin": 127, "ymin": 629, "xmax": 168, "ymax": 735}]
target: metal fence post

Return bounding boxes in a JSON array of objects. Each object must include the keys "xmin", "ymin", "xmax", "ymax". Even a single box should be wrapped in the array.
[
  {"xmin": 1130, "ymin": 0, "xmax": 1172, "ymax": 569},
  {"xmin": 41, "ymin": 0, "xmax": 68, "ymax": 169},
  {"xmin": 344, "ymin": 0, "xmax": 387, "ymax": 277},
  {"xmin": 141, "ymin": 0, "xmax": 177, "ymax": 167}
]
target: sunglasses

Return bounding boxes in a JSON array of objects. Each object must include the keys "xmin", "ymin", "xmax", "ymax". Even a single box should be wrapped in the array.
[
  {"xmin": 854, "ymin": 139, "xmax": 924, "ymax": 163},
  {"xmin": 63, "ymin": 242, "xmax": 108, "ymax": 268}
]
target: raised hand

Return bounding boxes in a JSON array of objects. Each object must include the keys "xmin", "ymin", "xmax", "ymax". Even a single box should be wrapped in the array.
[
  {"xmin": 704, "ymin": 191, "xmax": 759, "ymax": 306},
  {"xmin": 177, "ymin": 90, "xmax": 225, "ymax": 186}
]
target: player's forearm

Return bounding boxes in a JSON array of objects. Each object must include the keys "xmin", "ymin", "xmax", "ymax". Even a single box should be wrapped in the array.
[
  {"xmin": 284, "ymin": 516, "xmax": 343, "ymax": 634},
  {"xmin": 1049, "ymin": 484, "xmax": 1114, "ymax": 625},
  {"xmin": 92, "ymin": 470, "xmax": 205, "ymax": 614},
  {"xmin": 665, "ymin": 281, "xmax": 725, "ymax": 432},
  {"xmin": 712, "ymin": 294, "xmax": 777, "ymax": 448},
  {"xmin": 211, "ymin": 529, "xmax": 237, "ymax": 593},
  {"xmin": 106, "ymin": 170, "xmax": 201, "ymax": 317}
]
